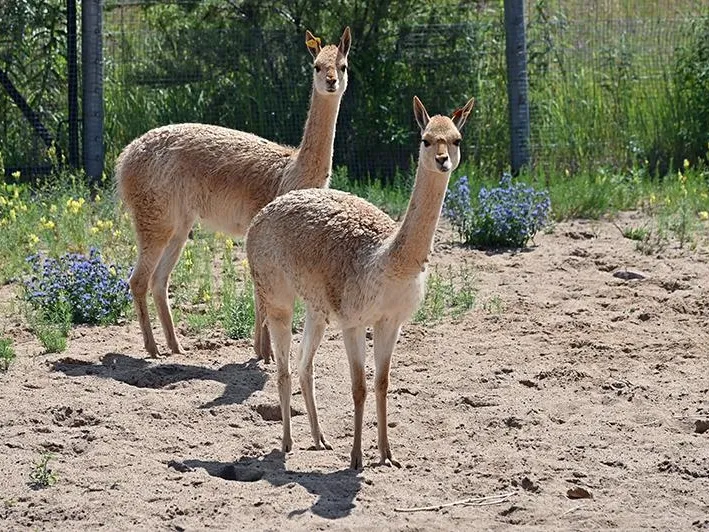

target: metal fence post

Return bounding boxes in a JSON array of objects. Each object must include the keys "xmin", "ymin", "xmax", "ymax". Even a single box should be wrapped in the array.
[
  {"xmin": 82, "ymin": 0, "xmax": 104, "ymax": 183},
  {"xmin": 67, "ymin": 0, "xmax": 79, "ymax": 168},
  {"xmin": 504, "ymin": 0, "xmax": 531, "ymax": 174}
]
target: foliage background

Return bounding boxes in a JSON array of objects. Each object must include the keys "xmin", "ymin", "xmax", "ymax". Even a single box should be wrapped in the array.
[{"xmin": 0, "ymin": 0, "xmax": 708, "ymax": 179}]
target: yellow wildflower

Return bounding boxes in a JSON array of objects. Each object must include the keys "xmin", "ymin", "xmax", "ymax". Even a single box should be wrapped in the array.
[
  {"xmin": 241, "ymin": 258, "xmax": 249, "ymax": 269},
  {"xmin": 699, "ymin": 211, "xmax": 709, "ymax": 221},
  {"xmin": 95, "ymin": 194, "xmax": 101, "ymax": 202},
  {"xmin": 0, "ymin": 196, "xmax": 6, "ymax": 206},
  {"xmin": 28, "ymin": 233, "xmax": 39, "ymax": 246},
  {"xmin": 49, "ymin": 204, "xmax": 58, "ymax": 214},
  {"xmin": 9, "ymin": 208, "xmax": 16, "ymax": 222},
  {"xmin": 649, "ymin": 193, "xmax": 656, "ymax": 205},
  {"xmin": 41, "ymin": 218, "xmax": 55, "ymax": 230},
  {"xmin": 66, "ymin": 197, "xmax": 86, "ymax": 214},
  {"xmin": 95, "ymin": 219, "xmax": 113, "ymax": 231},
  {"xmin": 11, "ymin": 170, "xmax": 20, "ymax": 179},
  {"xmin": 90, "ymin": 226, "xmax": 100, "ymax": 235},
  {"xmin": 683, "ymin": 159, "xmax": 690, "ymax": 170},
  {"xmin": 112, "ymin": 230, "xmax": 121, "ymax": 239},
  {"xmin": 225, "ymin": 238, "xmax": 234, "ymax": 251}
]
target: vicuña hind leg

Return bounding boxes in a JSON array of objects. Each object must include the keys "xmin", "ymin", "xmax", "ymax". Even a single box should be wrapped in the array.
[
  {"xmin": 267, "ymin": 305, "xmax": 295, "ymax": 453},
  {"xmin": 373, "ymin": 318, "xmax": 402, "ymax": 468},
  {"xmin": 150, "ymin": 222, "xmax": 193, "ymax": 355},
  {"xmin": 343, "ymin": 326, "xmax": 367, "ymax": 469},
  {"xmin": 298, "ymin": 308, "xmax": 331, "ymax": 451},
  {"xmin": 130, "ymin": 230, "xmax": 171, "ymax": 357},
  {"xmin": 253, "ymin": 295, "xmax": 273, "ymax": 363}
]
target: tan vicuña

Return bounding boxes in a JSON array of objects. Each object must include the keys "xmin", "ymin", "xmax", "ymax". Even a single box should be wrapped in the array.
[
  {"xmin": 116, "ymin": 27, "xmax": 352, "ymax": 357},
  {"xmin": 246, "ymin": 95, "xmax": 475, "ymax": 469}
]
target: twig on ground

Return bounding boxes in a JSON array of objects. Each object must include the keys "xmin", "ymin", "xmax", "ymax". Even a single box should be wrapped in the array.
[
  {"xmin": 560, "ymin": 505, "xmax": 583, "ymax": 517},
  {"xmin": 393, "ymin": 490, "xmax": 518, "ymax": 513}
]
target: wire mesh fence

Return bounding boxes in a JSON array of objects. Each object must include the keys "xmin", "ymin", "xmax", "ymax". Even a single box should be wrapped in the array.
[
  {"xmin": 102, "ymin": 5, "xmax": 504, "ymax": 179},
  {"xmin": 524, "ymin": 0, "xmax": 707, "ymax": 173},
  {"xmin": 1, "ymin": 0, "xmax": 707, "ymax": 179}
]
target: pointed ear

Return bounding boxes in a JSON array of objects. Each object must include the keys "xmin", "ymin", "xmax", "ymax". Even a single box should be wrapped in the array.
[
  {"xmin": 305, "ymin": 30, "xmax": 322, "ymax": 59},
  {"xmin": 413, "ymin": 96, "xmax": 430, "ymax": 132},
  {"xmin": 338, "ymin": 26, "xmax": 352, "ymax": 58},
  {"xmin": 451, "ymin": 97, "xmax": 475, "ymax": 131}
]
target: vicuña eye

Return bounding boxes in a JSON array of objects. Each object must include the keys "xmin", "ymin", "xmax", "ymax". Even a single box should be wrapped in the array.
[
  {"xmin": 314, "ymin": 65, "xmax": 321, "ymax": 72},
  {"xmin": 422, "ymin": 140, "xmax": 431, "ymax": 147},
  {"xmin": 340, "ymin": 65, "xmax": 347, "ymax": 72},
  {"xmin": 453, "ymin": 139, "xmax": 461, "ymax": 146}
]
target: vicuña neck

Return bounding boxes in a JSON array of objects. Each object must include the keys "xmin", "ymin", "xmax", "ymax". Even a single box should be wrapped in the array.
[
  {"xmin": 289, "ymin": 89, "xmax": 342, "ymax": 189},
  {"xmin": 386, "ymin": 164, "xmax": 451, "ymax": 277}
]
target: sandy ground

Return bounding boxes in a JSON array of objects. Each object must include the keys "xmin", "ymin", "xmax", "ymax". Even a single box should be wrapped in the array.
[{"xmin": 1, "ymin": 215, "xmax": 708, "ymax": 531}]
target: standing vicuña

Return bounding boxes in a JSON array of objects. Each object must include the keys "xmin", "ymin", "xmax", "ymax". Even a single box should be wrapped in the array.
[
  {"xmin": 246, "ymin": 96, "xmax": 475, "ymax": 468},
  {"xmin": 116, "ymin": 27, "xmax": 351, "ymax": 357}
]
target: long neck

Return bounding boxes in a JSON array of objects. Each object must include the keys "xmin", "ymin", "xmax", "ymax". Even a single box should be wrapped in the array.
[
  {"xmin": 287, "ymin": 87, "xmax": 342, "ymax": 189},
  {"xmin": 386, "ymin": 163, "xmax": 451, "ymax": 277}
]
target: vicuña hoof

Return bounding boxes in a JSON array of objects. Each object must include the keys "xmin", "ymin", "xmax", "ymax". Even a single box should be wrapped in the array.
[
  {"xmin": 308, "ymin": 435, "xmax": 333, "ymax": 451},
  {"xmin": 282, "ymin": 437, "xmax": 293, "ymax": 453},
  {"xmin": 350, "ymin": 451, "xmax": 363, "ymax": 470}
]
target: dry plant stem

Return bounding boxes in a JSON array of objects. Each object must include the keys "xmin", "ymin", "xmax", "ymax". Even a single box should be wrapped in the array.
[{"xmin": 393, "ymin": 490, "xmax": 518, "ymax": 513}]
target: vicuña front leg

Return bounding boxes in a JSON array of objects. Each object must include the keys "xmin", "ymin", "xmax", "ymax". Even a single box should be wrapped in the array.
[
  {"xmin": 343, "ymin": 326, "xmax": 367, "ymax": 469},
  {"xmin": 373, "ymin": 319, "xmax": 402, "ymax": 468},
  {"xmin": 298, "ymin": 309, "xmax": 332, "ymax": 451},
  {"xmin": 268, "ymin": 308, "xmax": 295, "ymax": 453}
]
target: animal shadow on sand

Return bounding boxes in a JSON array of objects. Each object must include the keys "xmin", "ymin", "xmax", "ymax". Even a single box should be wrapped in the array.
[
  {"xmin": 51, "ymin": 353, "xmax": 266, "ymax": 408},
  {"xmin": 180, "ymin": 450, "xmax": 361, "ymax": 519}
]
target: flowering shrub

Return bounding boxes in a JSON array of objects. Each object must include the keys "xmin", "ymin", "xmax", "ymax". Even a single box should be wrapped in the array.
[
  {"xmin": 445, "ymin": 173, "xmax": 551, "ymax": 248},
  {"xmin": 24, "ymin": 248, "xmax": 132, "ymax": 325}
]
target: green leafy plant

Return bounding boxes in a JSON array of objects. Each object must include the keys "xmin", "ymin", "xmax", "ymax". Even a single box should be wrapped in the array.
[
  {"xmin": 0, "ymin": 337, "xmax": 16, "ymax": 371},
  {"xmin": 29, "ymin": 453, "xmax": 58, "ymax": 490},
  {"xmin": 414, "ymin": 263, "xmax": 477, "ymax": 324}
]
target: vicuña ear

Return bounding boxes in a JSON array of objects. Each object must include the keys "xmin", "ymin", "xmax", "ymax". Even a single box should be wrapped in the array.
[
  {"xmin": 305, "ymin": 30, "xmax": 322, "ymax": 59},
  {"xmin": 451, "ymin": 97, "xmax": 475, "ymax": 131},
  {"xmin": 338, "ymin": 26, "xmax": 352, "ymax": 58},
  {"xmin": 413, "ymin": 96, "xmax": 430, "ymax": 131}
]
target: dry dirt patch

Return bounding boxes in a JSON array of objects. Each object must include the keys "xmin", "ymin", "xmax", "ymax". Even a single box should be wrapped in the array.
[{"xmin": 1, "ymin": 216, "xmax": 708, "ymax": 530}]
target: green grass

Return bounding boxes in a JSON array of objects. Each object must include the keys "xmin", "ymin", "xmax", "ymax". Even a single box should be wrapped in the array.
[
  {"xmin": 0, "ymin": 337, "xmax": 16, "ymax": 371},
  {"xmin": 414, "ymin": 263, "xmax": 478, "ymax": 325},
  {"xmin": 1, "ymin": 158, "xmax": 708, "ymax": 351}
]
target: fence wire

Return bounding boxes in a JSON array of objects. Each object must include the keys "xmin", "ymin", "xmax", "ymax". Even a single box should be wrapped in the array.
[{"xmin": 1, "ymin": 0, "xmax": 707, "ymax": 179}]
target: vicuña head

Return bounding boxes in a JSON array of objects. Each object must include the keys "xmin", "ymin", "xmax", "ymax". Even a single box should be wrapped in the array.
[
  {"xmin": 116, "ymin": 26, "xmax": 352, "ymax": 358},
  {"xmin": 306, "ymin": 27, "xmax": 350, "ymax": 96},
  {"xmin": 246, "ymin": 95, "xmax": 475, "ymax": 469}
]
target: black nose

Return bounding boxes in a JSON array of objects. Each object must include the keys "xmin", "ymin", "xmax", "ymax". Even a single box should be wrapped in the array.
[
  {"xmin": 436, "ymin": 154, "xmax": 449, "ymax": 162},
  {"xmin": 326, "ymin": 78, "xmax": 336, "ymax": 87}
]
